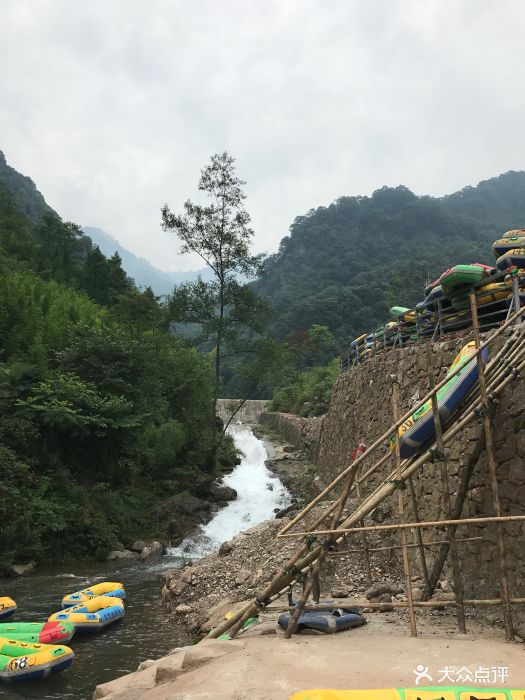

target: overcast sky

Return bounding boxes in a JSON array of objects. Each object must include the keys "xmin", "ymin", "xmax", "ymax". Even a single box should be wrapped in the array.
[{"xmin": 1, "ymin": 1, "xmax": 524, "ymax": 271}]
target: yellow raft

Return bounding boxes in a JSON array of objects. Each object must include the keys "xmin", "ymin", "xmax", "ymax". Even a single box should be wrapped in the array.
[
  {"xmin": 61, "ymin": 581, "xmax": 125, "ymax": 608},
  {"xmin": 289, "ymin": 688, "xmax": 523, "ymax": 699},
  {"xmin": 0, "ymin": 598, "xmax": 16, "ymax": 621},
  {"xmin": 0, "ymin": 637, "xmax": 74, "ymax": 682},
  {"xmin": 475, "ymin": 282, "xmax": 512, "ymax": 306},
  {"xmin": 49, "ymin": 596, "xmax": 124, "ymax": 631}
]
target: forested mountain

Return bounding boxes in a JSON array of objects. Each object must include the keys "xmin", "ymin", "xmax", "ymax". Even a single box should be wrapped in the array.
[
  {"xmin": 0, "ymin": 150, "xmax": 55, "ymax": 221},
  {"xmin": 83, "ymin": 226, "xmax": 211, "ymax": 295},
  {"xmin": 255, "ymin": 171, "xmax": 525, "ymax": 346},
  {"xmin": 0, "ymin": 151, "xmax": 237, "ymax": 568}
]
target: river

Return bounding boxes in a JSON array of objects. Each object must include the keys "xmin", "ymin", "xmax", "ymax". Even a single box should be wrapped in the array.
[{"xmin": 1, "ymin": 424, "xmax": 289, "ymax": 700}]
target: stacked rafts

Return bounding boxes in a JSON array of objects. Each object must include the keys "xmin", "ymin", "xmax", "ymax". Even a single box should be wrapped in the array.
[
  {"xmin": 0, "ymin": 581, "xmax": 126, "ymax": 684},
  {"xmin": 343, "ymin": 229, "xmax": 525, "ymax": 368}
]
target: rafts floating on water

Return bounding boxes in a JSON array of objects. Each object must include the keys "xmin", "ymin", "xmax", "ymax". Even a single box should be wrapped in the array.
[
  {"xmin": 391, "ymin": 342, "xmax": 488, "ymax": 459},
  {"xmin": 0, "ymin": 598, "xmax": 16, "ymax": 621},
  {"xmin": 61, "ymin": 581, "xmax": 125, "ymax": 608},
  {"xmin": 0, "ymin": 638, "xmax": 74, "ymax": 683},
  {"xmin": 0, "ymin": 621, "xmax": 74, "ymax": 644},
  {"xmin": 48, "ymin": 595, "xmax": 124, "ymax": 631}
]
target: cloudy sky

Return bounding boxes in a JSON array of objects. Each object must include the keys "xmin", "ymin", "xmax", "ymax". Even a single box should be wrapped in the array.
[{"xmin": 1, "ymin": 1, "xmax": 524, "ymax": 271}]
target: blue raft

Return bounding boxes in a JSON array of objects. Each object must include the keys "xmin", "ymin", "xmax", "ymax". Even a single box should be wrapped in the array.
[
  {"xmin": 392, "ymin": 342, "xmax": 488, "ymax": 459},
  {"xmin": 278, "ymin": 608, "xmax": 366, "ymax": 634}
]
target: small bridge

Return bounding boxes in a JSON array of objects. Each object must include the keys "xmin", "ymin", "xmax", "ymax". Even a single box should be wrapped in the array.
[{"xmin": 216, "ymin": 399, "xmax": 269, "ymax": 426}]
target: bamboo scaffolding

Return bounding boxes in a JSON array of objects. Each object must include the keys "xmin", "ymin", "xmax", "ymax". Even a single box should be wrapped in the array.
[
  {"xmin": 328, "ymin": 536, "xmax": 483, "ymax": 555},
  {"xmin": 391, "ymin": 376, "xmax": 417, "ymax": 635},
  {"xmin": 470, "ymin": 292, "xmax": 514, "ymax": 641},
  {"xmin": 271, "ymin": 597, "xmax": 525, "ymax": 612},
  {"xmin": 355, "ymin": 479, "xmax": 373, "ymax": 587},
  {"xmin": 278, "ymin": 305, "xmax": 525, "ymax": 538},
  {"xmin": 286, "ymin": 513, "xmax": 525, "ymax": 537},
  {"xmin": 407, "ymin": 475, "xmax": 430, "ymax": 598},
  {"xmin": 283, "ymin": 464, "xmax": 360, "ymax": 638},
  {"xmin": 280, "ymin": 351, "xmax": 525, "ymax": 540},
  {"xmin": 424, "ymin": 339, "xmax": 466, "ymax": 631},
  {"xmin": 208, "ymin": 310, "xmax": 525, "ymax": 640}
]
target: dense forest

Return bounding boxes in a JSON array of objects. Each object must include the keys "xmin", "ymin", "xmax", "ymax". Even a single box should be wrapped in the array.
[
  {"xmin": 255, "ymin": 172, "xmax": 525, "ymax": 347},
  {"xmin": 3, "ymin": 149, "xmax": 525, "ymax": 567},
  {"xmin": 0, "ymin": 150, "xmax": 238, "ymax": 568}
]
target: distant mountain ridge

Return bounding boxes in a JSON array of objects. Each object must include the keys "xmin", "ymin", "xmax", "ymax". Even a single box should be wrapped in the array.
[
  {"xmin": 255, "ymin": 170, "xmax": 525, "ymax": 344},
  {"xmin": 82, "ymin": 226, "xmax": 211, "ymax": 295},
  {"xmin": 0, "ymin": 149, "xmax": 209, "ymax": 296},
  {"xmin": 0, "ymin": 150, "xmax": 55, "ymax": 221}
]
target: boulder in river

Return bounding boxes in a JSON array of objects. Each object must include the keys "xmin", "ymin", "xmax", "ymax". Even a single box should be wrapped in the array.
[
  {"xmin": 155, "ymin": 493, "xmax": 210, "ymax": 517},
  {"xmin": 140, "ymin": 541, "xmax": 164, "ymax": 563},
  {"xmin": 4, "ymin": 561, "xmax": 36, "ymax": 576},
  {"xmin": 209, "ymin": 484, "xmax": 237, "ymax": 502},
  {"xmin": 131, "ymin": 540, "xmax": 148, "ymax": 553},
  {"xmin": 107, "ymin": 549, "xmax": 140, "ymax": 562}
]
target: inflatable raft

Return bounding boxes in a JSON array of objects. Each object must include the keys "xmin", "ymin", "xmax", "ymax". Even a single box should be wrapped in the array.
[
  {"xmin": 493, "ymin": 233, "xmax": 525, "ymax": 257},
  {"xmin": 439, "ymin": 263, "xmax": 493, "ymax": 294},
  {"xmin": 0, "ymin": 598, "xmax": 16, "ymax": 621},
  {"xmin": 48, "ymin": 596, "xmax": 124, "ymax": 631},
  {"xmin": 61, "ymin": 581, "xmax": 125, "ymax": 608},
  {"xmin": 475, "ymin": 282, "xmax": 512, "ymax": 306},
  {"xmin": 0, "ymin": 638, "xmax": 74, "ymax": 683},
  {"xmin": 0, "ymin": 621, "xmax": 74, "ymax": 644},
  {"xmin": 392, "ymin": 342, "xmax": 487, "ymax": 459},
  {"xmin": 496, "ymin": 247, "xmax": 525, "ymax": 271},
  {"xmin": 278, "ymin": 608, "xmax": 365, "ymax": 634}
]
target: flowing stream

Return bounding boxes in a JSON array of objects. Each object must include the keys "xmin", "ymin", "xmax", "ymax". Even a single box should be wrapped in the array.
[
  {"xmin": 1, "ymin": 424, "xmax": 289, "ymax": 700},
  {"xmin": 170, "ymin": 423, "xmax": 291, "ymax": 559}
]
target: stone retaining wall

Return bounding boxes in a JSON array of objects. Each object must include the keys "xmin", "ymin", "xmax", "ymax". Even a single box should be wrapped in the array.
[
  {"xmin": 260, "ymin": 412, "xmax": 324, "ymax": 462},
  {"xmin": 216, "ymin": 399, "xmax": 269, "ymax": 425},
  {"xmin": 264, "ymin": 329, "xmax": 525, "ymax": 634}
]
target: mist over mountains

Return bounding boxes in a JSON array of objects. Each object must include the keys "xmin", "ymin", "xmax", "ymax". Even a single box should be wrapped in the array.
[{"xmin": 82, "ymin": 226, "xmax": 210, "ymax": 295}]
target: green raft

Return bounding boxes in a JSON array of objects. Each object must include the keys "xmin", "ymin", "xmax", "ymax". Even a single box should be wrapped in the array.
[
  {"xmin": 440, "ymin": 264, "xmax": 493, "ymax": 294},
  {"xmin": 0, "ymin": 621, "xmax": 74, "ymax": 644}
]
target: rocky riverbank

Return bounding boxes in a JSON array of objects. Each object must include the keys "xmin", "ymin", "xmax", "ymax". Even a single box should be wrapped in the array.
[{"xmin": 159, "ymin": 497, "xmax": 408, "ymax": 636}]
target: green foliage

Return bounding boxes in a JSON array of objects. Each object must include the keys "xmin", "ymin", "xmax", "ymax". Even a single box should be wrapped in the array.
[
  {"xmin": 271, "ymin": 359, "xmax": 339, "ymax": 417},
  {"xmin": 256, "ymin": 175, "xmax": 525, "ymax": 346},
  {"xmin": 0, "ymin": 155, "xmax": 233, "ymax": 566},
  {"xmin": 162, "ymin": 152, "xmax": 271, "ymax": 448}
]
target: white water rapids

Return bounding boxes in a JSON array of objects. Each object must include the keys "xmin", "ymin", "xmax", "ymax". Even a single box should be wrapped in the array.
[{"xmin": 168, "ymin": 423, "xmax": 291, "ymax": 559}]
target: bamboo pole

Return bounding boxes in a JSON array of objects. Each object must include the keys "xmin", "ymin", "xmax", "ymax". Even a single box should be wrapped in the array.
[
  {"xmin": 283, "ymin": 465, "xmax": 359, "ymax": 638},
  {"xmin": 208, "ymin": 314, "xmax": 525, "ymax": 640},
  {"xmin": 279, "ymin": 304, "xmax": 525, "ymax": 538},
  {"xmin": 271, "ymin": 597, "xmax": 525, "ymax": 612},
  {"xmin": 328, "ymin": 536, "xmax": 483, "ymax": 555},
  {"xmin": 355, "ymin": 478, "xmax": 373, "ymax": 587},
  {"xmin": 470, "ymin": 292, "xmax": 514, "ymax": 641},
  {"xmin": 425, "ymin": 339, "xmax": 466, "ymax": 632},
  {"xmin": 391, "ymin": 376, "xmax": 418, "ymax": 636},
  {"xmin": 286, "ymin": 513, "xmax": 525, "ymax": 537},
  {"xmin": 281, "ymin": 351, "xmax": 525, "ymax": 541},
  {"xmin": 407, "ymin": 475, "xmax": 430, "ymax": 598}
]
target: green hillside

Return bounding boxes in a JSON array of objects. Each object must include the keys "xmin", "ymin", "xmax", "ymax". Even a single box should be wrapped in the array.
[
  {"xmin": 255, "ymin": 172, "xmax": 525, "ymax": 346},
  {"xmin": 0, "ymin": 152, "xmax": 236, "ymax": 568}
]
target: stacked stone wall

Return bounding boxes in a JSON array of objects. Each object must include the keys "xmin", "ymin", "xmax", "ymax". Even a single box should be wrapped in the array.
[
  {"xmin": 260, "ymin": 412, "xmax": 323, "ymax": 462},
  {"xmin": 262, "ymin": 329, "xmax": 525, "ymax": 634},
  {"xmin": 216, "ymin": 399, "xmax": 269, "ymax": 425}
]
